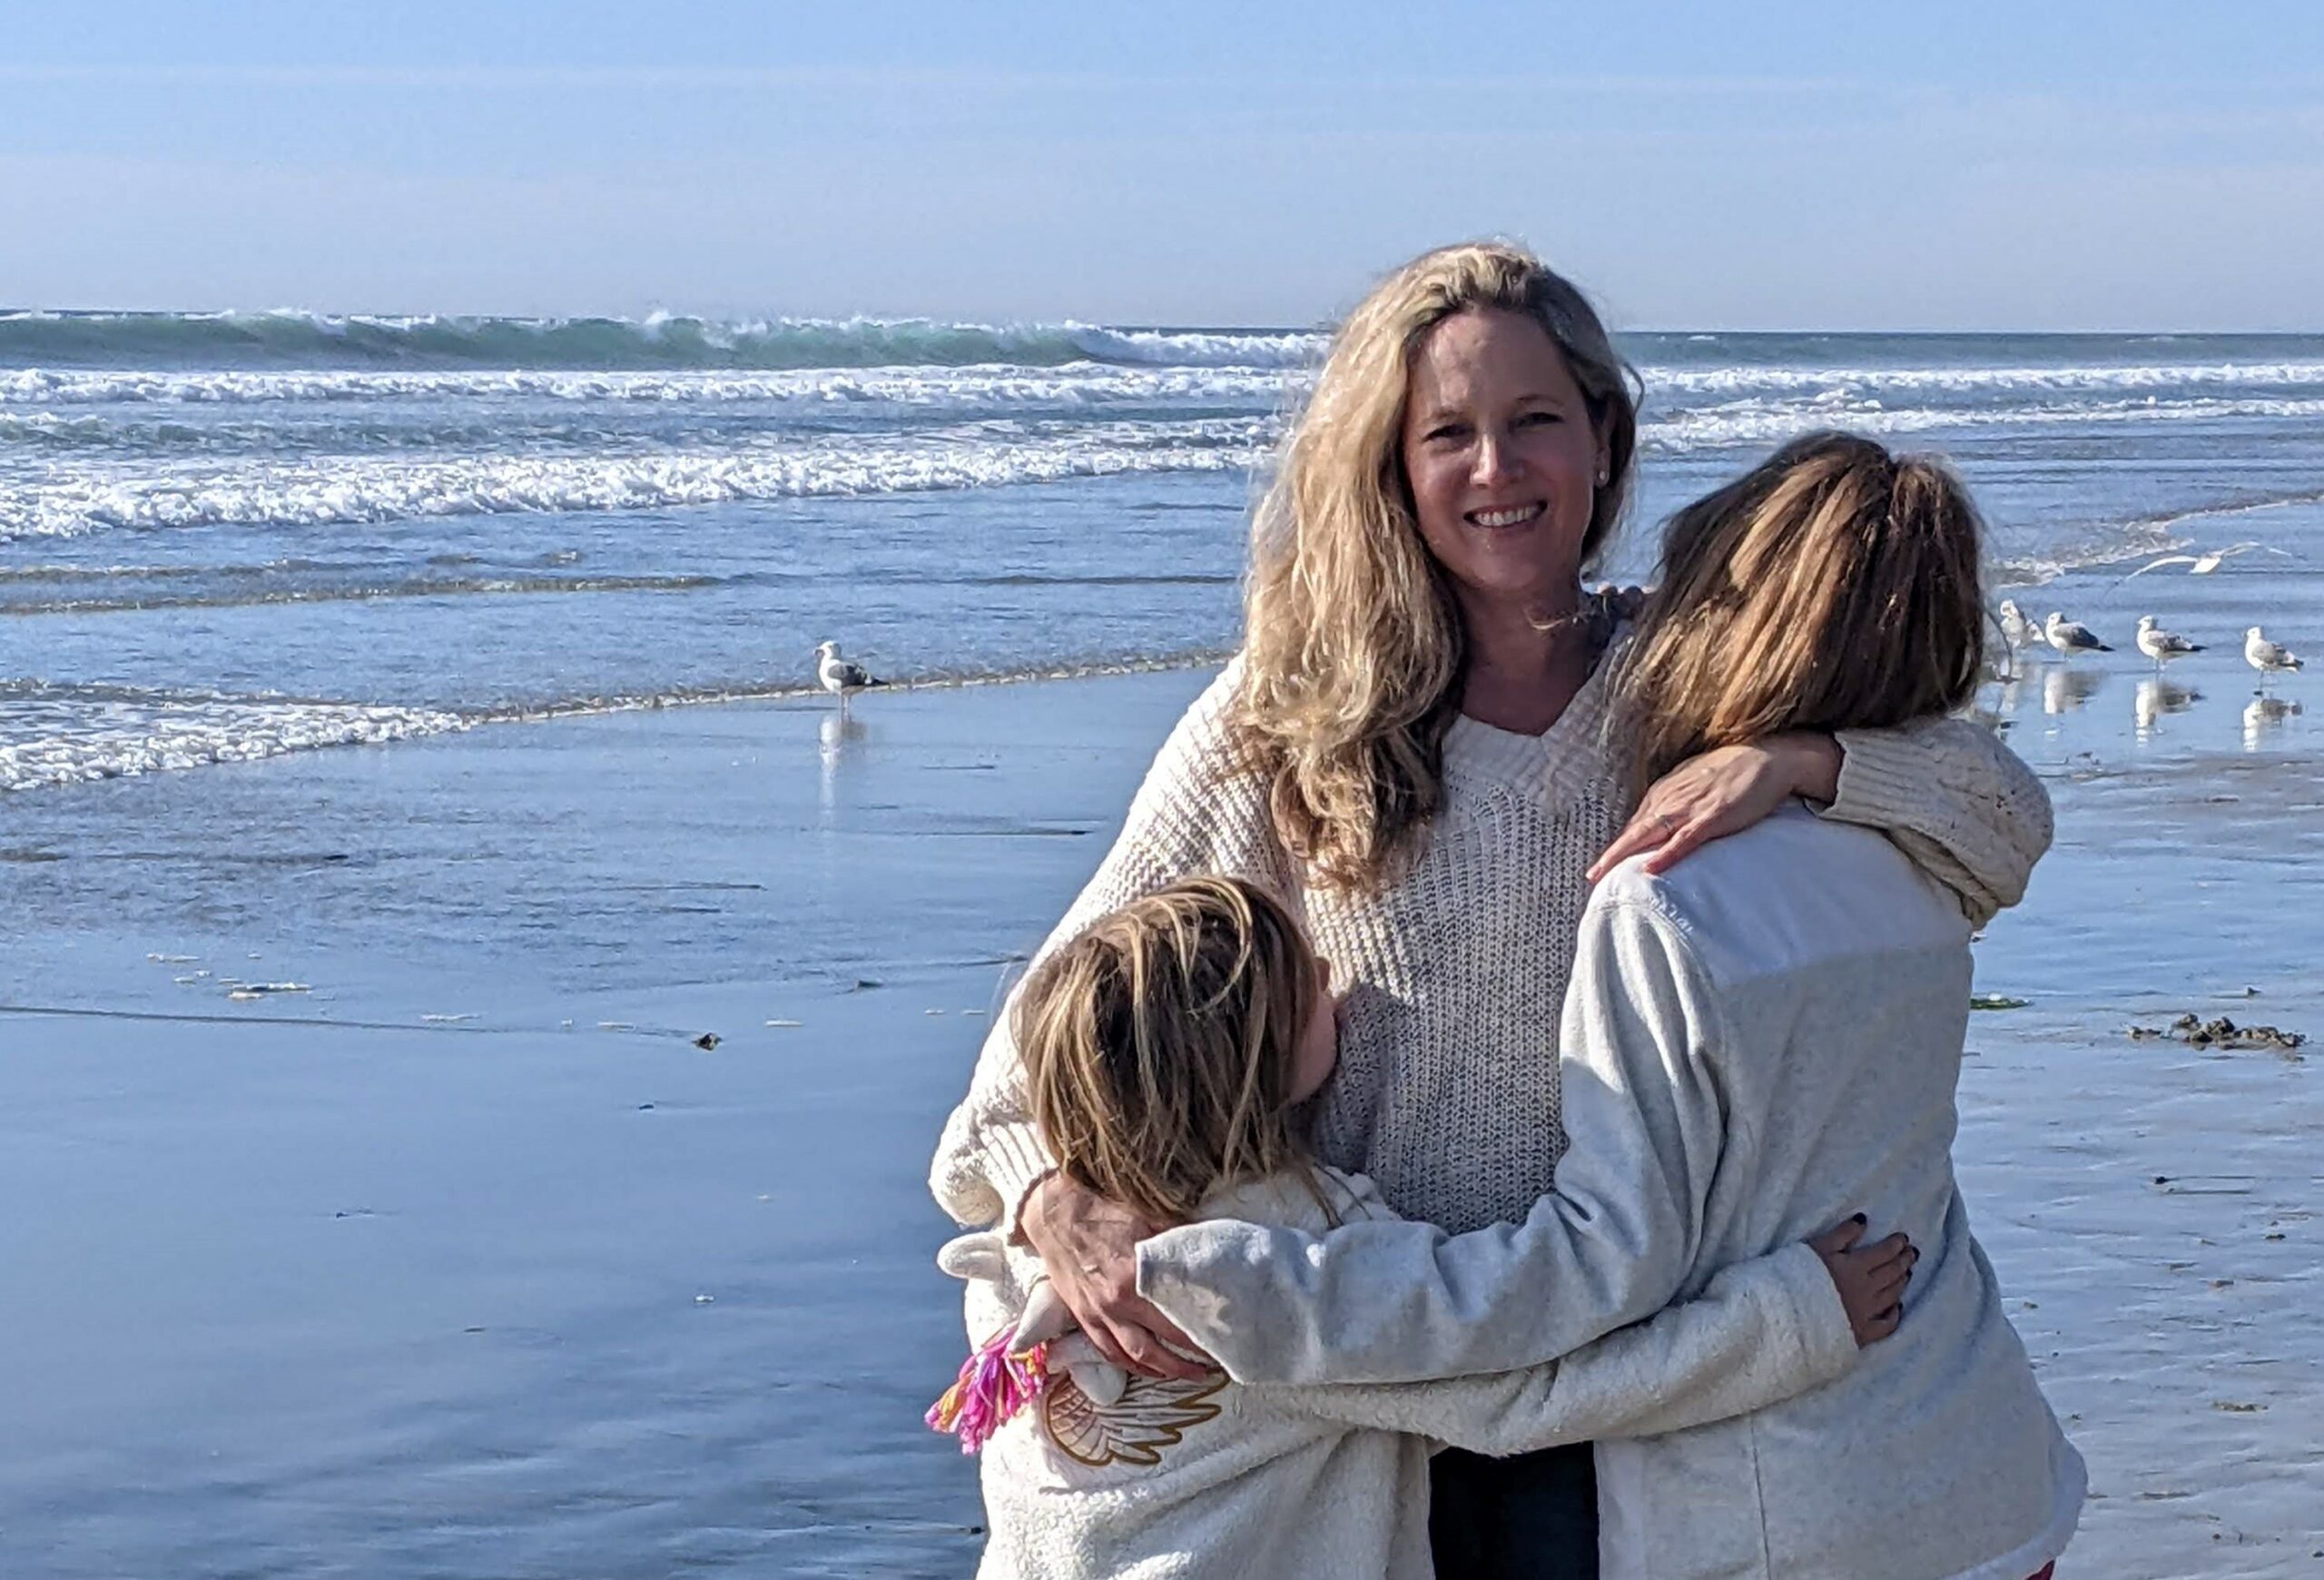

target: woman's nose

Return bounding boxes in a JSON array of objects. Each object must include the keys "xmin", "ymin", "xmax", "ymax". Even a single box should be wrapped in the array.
[{"xmin": 1471, "ymin": 433, "xmax": 1517, "ymax": 486}]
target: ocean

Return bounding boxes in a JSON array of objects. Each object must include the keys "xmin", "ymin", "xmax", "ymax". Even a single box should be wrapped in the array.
[{"xmin": 6, "ymin": 311, "xmax": 2324, "ymax": 795}]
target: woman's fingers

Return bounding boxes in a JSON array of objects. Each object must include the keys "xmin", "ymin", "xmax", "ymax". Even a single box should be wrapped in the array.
[
  {"xmin": 1074, "ymin": 1311, "xmax": 1142, "ymax": 1374},
  {"xmin": 1636, "ymin": 814, "xmax": 1718, "ymax": 875},
  {"xmin": 1588, "ymin": 809, "xmax": 1673, "ymax": 882},
  {"xmin": 1109, "ymin": 1314, "xmax": 1212, "ymax": 1383}
]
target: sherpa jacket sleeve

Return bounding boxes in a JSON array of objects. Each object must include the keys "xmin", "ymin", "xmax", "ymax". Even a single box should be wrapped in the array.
[
  {"xmin": 927, "ymin": 665, "xmax": 1285, "ymax": 1235},
  {"xmin": 1263, "ymin": 1240, "xmax": 1856, "ymax": 1452},
  {"xmin": 1136, "ymin": 892, "xmax": 1742, "ymax": 1385},
  {"xmin": 1824, "ymin": 716, "xmax": 2052, "ymax": 928}
]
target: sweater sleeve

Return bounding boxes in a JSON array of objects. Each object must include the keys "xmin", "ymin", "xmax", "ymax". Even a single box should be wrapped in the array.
[
  {"xmin": 1265, "ymin": 1240, "xmax": 1856, "ymax": 1451},
  {"xmin": 1820, "ymin": 716, "xmax": 2052, "ymax": 929},
  {"xmin": 1135, "ymin": 894, "xmax": 1735, "ymax": 1384},
  {"xmin": 928, "ymin": 665, "xmax": 1285, "ymax": 1232}
]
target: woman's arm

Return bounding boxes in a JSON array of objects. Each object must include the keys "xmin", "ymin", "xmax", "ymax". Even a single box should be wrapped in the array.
[
  {"xmin": 1820, "ymin": 716, "xmax": 2053, "ymax": 927},
  {"xmin": 1134, "ymin": 894, "xmax": 1733, "ymax": 1386},
  {"xmin": 1591, "ymin": 720, "xmax": 2051, "ymax": 929},
  {"xmin": 1266, "ymin": 1239, "xmax": 1866, "ymax": 1451}
]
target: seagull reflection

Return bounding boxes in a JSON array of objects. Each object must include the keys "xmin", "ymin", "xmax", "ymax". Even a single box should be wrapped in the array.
[
  {"xmin": 2043, "ymin": 666, "xmax": 2103, "ymax": 716},
  {"xmin": 2133, "ymin": 677, "xmax": 2201, "ymax": 740},
  {"xmin": 2243, "ymin": 695, "xmax": 2302, "ymax": 750},
  {"xmin": 819, "ymin": 712, "xmax": 866, "ymax": 812}
]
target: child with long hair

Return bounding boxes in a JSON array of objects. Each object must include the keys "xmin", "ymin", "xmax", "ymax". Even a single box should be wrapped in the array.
[
  {"xmin": 932, "ymin": 874, "xmax": 1914, "ymax": 1580},
  {"xmin": 1132, "ymin": 437, "xmax": 2085, "ymax": 1580}
]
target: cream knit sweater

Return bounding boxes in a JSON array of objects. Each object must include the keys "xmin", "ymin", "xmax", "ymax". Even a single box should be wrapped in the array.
[{"xmin": 931, "ymin": 650, "xmax": 2052, "ymax": 1239}]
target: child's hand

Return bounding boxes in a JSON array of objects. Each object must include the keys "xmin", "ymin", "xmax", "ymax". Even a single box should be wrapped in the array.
[{"xmin": 1809, "ymin": 1216, "xmax": 1916, "ymax": 1347}]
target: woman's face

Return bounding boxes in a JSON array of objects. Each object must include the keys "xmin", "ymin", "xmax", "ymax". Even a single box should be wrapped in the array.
[{"xmin": 1399, "ymin": 307, "xmax": 1607, "ymax": 616}]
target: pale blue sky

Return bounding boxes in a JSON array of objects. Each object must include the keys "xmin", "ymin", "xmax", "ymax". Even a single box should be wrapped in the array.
[{"xmin": 4, "ymin": 2, "xmax": 2321, "ymax": 329}]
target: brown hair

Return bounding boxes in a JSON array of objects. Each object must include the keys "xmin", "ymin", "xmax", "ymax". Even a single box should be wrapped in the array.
[
  {"xmin": 1619, "ymin": 430, "xmax": 1987, "ymax": 788},
  {"xmin": 1232, "ymin": 241, "xmax": 1639, "ymax": 893},
  {"xmin": 1014, "ymin": 876, "xmax": 1322, "ymax": 1225}
]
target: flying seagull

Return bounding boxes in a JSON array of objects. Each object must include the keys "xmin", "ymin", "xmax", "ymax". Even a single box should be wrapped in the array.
[
  {"xmin": 2119, "ymin": 541, "xmax": 2292, "ymax": 580},
  {"xmin": 2134, "ymin": 615, "xmax": 2203, "ymax": 669},
  {"xmin": 814, "ymin": 640, "xmax": 885, "ymax": 715},
  {"xmin": 2043, "ymin": 611, "xmax": 2111, "ymax": 658},
  {"xmin": 2245, "ymin": 627, "xmax": 2302, "ymax": 688}
]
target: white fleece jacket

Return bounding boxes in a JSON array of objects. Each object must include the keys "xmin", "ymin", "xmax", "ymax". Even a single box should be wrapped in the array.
[
  {"xmin": 945, "ymin": 1168, "xmax": 1859, "ymax": 1580},
  {"xmin": 1136, "ymin": 806, "xmax": 2085, "ymax": 1580}
]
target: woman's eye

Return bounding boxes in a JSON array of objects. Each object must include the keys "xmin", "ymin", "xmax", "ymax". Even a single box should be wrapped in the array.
[
  {"xmin": 1424, "ymin": 425, "xmax": 1468, "ymax": 444},
  {"xmin": 1517, "ymin": 410, "xmax": 1561, "ymax": 428}
]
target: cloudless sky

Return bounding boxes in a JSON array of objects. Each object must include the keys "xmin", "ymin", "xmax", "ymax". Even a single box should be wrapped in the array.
[{"xmin": 4, "ymin": 1, "xmax": 2321, "ymax": 329}]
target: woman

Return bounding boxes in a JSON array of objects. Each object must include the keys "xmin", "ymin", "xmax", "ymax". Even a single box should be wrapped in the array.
[
  {"xmin": 1130, "ymin": 434, "xmax": 2083, "ymax": 1579},
  {"xmin": 930, "ymin": 244, "xmax": 2051, "ymax": 1576}
]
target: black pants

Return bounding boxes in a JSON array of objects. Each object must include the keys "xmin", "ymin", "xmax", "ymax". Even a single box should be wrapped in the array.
[{"xmin": 1428, "ymin": 1441, "xmax": 1599, "ymax": 1580}]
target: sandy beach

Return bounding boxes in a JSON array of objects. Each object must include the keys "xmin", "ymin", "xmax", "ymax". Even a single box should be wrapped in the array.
[{"xmin": 5, "ymin": 578, "xmax": 2322, "ymax": 1575}]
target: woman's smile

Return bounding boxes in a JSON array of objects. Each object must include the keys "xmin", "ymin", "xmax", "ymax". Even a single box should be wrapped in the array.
[{"xmin": 1465, "ymin": 501, "xmax": 1548, "ymax": 529}]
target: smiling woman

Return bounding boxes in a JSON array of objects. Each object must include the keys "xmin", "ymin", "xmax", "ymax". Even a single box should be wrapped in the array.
[{"xmin": 1402, "ymin": 307, "xmax": 1616, "ymax": 736}]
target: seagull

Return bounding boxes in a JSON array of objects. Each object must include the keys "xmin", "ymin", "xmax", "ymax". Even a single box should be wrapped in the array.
[
  {"xmin": 2245, "ymin": 626, "xmax": 2302, "ymax": 688},
  {"xmin": 813, "ymin": 640, "xmax": 884, "ymax": 715},
  {"xmin": 2134, "ymin": 615, "xmax": 2203, "ymax": 669},
  {"xmin": 1996, "ymin": 600, "xmax": 2038, "ymax": 660},
  {"xmin": 2119, "ymin": 541, "xmax": 2292, "ymax": 581},
  {"xmin": 2043, "ymin": 611, "xmax": 2111, "ymax": 658}
]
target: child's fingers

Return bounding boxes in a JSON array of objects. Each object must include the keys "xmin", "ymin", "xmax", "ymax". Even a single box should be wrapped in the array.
[
  {"xmin": 1807, "ymin": 1216, "xmax": 1866, "ymax": 1256},
  {"xmin": 1864, "ymin": 1255, "xmax": 1914, "ymax": 1309}
]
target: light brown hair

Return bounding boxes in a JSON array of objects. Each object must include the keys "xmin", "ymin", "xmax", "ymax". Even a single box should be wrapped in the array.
[
  {"xmin": 1014, "ymin": 876, "xmax": 1322, "ymax": 1225},
  {"xmin": 1231, "ymin": 241, "xmax": 1639, "ymax": 892},
  {"xmin": 1618, "ymin": 430, "xmax": 1987, "ymax": 789}
]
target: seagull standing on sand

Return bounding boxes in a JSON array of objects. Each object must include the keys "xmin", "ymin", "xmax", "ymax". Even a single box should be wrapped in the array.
[
  {"xmin": 2134, "ymin": 615, "xmax": 2203, "ymax": 669},
  {"xmin": 2043, "ymin": 611, "xmax": 2111, "ymax": 659},
  {"xmin": 813, "ymin": 640, "xmax": 885, "ymax": 716},
  {"xmin": 2245, "ymin": 627, "xmax": 2302, "ymax": 688},
  {"xmin": 1996, "ymin": 600, "xmax": 2036, "ymax": 655}
]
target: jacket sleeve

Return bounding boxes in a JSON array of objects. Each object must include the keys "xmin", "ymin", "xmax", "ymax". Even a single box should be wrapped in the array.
[
  {"xmin": 1265, "ymin": 1240, "xmax": 1856, "ymax": 1450},
  {"xmin": 1135, "ymin": 895, "xmax": 1740, "ymax": 1385},
  {"xmin": 1821, "ymin": 716, "xmax": 2052, "ymax": 928},
  {"xmin": 928, "ymin": 666, "xmax": 1286, "ymax": 1234}
]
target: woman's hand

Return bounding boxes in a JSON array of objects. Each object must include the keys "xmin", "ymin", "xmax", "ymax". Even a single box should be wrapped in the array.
[
  {"xmin": 1809, "ymin": 1216, "xmax": 1916, "ymax": 1347},
  {"xmin": 1587, "ymin": 732, "xmax": 1845, "ymax": 882},
  {"xmin": 1019, "ymin": 1174, "xmax": 1211, "ymax": 1381}
]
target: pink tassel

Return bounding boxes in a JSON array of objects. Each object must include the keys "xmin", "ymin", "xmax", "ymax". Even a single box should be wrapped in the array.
[{"xmin": 926, "ymin": 1325, "xmax": 1050, "ymax": 1454}]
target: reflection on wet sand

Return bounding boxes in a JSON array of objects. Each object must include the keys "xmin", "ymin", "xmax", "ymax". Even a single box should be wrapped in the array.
[
  {"xmin": 2133, "ymin": 677, "xmax": 2201, "ymax": 740},
  {"xmin": 819, "ymin": 712, "xmax": 868, "ymax": 812},
  {"xmin": 2242, "ymin": 695, "xmax": 2303, "ymax": 750},
  {"xmin": 2044, "ymin": 666, "xmax": 2104, "ymax": 717}
]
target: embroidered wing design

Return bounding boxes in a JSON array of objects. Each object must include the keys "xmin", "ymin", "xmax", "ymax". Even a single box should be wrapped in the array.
[{"xmin": 1039, "ymin": 1368, "xmax": 1229, "ymax": 1468}]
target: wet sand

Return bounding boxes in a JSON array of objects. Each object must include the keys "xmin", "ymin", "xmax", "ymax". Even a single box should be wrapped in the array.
[{"xmin": 4, "ymin": 627, "xmax": 2320, "ymax": 1574}]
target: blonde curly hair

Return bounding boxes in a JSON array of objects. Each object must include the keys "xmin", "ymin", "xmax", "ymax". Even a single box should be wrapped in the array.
[{"xmin": 1231, "ymin": 242, "xmax": 1637, "ymax": 892}]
